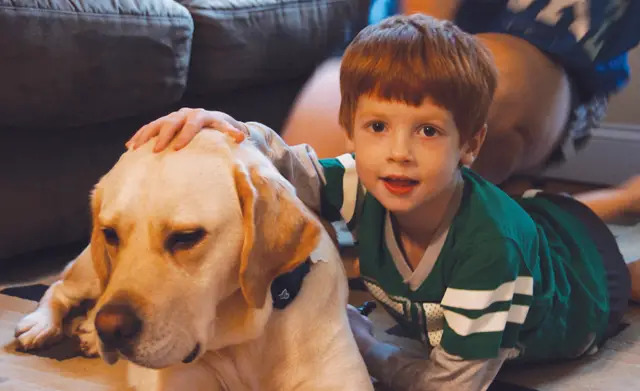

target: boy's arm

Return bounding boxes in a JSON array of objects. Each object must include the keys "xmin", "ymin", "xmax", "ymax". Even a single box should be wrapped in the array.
[
  {"xmin": 244, "ymin": 122, "xmax": 326, "ymax": 215},
  {"xmin": 364, "ymin": 238, "xmax": 531, "ymax": 390},
  {"xmin": 364, "ymin": 343, "xmax": 510, "ymax": 391}
]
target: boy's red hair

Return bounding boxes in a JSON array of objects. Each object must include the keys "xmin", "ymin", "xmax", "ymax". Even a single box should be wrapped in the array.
[{"xmin": 339, "ymin": 14, "xmax": 497, "ymax": 141}]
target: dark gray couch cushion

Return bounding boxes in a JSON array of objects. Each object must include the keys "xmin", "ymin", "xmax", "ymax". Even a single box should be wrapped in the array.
[
  {"xmin": 177, "ymin": 0, "xmax": 370, "ymax": 94},
  {"xmin": 0, "ymin": 0, "xmax": 193, "ymax": 129}
]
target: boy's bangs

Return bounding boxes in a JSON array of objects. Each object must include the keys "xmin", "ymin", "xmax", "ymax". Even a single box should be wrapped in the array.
[
  {"xmin": 354, "ymin": 71, "xmax": 427, "ymax": 107},
  {"xmin": 338, "ymin": 14, "xmax": 497, "ymax": 138},
  {"xmin": 346, "ymin": 58, "xmax": 462, "ymax": 115}
]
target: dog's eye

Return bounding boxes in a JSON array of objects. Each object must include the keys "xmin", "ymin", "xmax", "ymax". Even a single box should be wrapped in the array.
[
  {"xmin": 102, "ymin": 227, "xmax": 119, "ymax": 246},
  {"xmin": 166, "ymin": 229, "xmax": 207, "ymax": 253}
]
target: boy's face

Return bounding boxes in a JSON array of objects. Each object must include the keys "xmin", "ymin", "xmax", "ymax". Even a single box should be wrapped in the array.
[{"xmin": 348, "ymin": 95, "xmax": 481, "ymax": 214}]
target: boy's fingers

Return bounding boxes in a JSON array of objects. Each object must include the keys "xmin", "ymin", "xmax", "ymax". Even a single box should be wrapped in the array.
[
  {"xmin": 132, "ymin": 121, "xmax": 162, "ymax": 149},
  {"xmin": 227, "ymin": 130, "xmax": 246, "ymax": 143},
  {"xmin": 127, "ymin": 127, "xmax": 145, "ymax": 149},
  {"xmin": 216, "ymin": 121, "xmax": 246, "ymax": 143},
  {"xmin": 173, "ymin": 110, "xmax": 209, "ymax": 150},
  {"xmin": 173, "ymin": 122, "xmax": 202, "ymax": 150},
  {"xmin": 154, "ymin": 116, "xmax": 186, "ymax": 152}
]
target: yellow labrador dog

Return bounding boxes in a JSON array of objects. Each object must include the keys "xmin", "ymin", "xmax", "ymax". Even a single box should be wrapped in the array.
[{"xmin": 14, "ymin": 131, "xmax": 373, "ymax": 391}]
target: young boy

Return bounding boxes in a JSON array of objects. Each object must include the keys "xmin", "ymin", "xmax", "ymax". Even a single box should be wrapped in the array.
[{"xmin": 128, "ymin": 14, "xmax": 640, "ymax": 390}]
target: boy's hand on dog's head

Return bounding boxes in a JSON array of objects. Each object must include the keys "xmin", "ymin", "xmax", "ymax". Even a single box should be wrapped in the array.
[{"xmin": 127, "ymin": 108, "xmax": 248, "ymax": 152}]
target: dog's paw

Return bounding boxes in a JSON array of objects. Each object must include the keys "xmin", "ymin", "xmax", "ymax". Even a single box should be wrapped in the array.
[
  {"xmin": 14, "ymin": 309, "xmax": 63, "ymax": 350},
  {"xmin": 76, "ymin": 318, "xmax": 100, "ymax": 357}
]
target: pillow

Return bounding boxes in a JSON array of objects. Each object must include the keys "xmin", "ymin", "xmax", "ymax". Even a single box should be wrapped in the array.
[
  {"xmin": 0, "ymin": 0, "xmax": 194, "ymax": 129},
  {"xmin": 177, "ymin": 0, "xmax": 371, "ymax": 94}
]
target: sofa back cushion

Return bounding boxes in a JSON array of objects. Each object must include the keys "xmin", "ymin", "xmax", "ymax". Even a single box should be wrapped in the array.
[
  {"xmin": 177, "ymin": 0, "xmax": 370, "ymax": 94},
  {"xmin": 0, "ymin": 0, "xmax": 194, "ymax": 129}
]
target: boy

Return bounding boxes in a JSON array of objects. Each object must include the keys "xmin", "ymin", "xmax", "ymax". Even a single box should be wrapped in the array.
[{"xmin": 129, "ymin": 14, "xmax": 640, "ymax": 390}]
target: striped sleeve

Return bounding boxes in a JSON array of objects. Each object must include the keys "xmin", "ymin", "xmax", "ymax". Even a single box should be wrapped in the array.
[
  {"xmin": 244, "ymin": 122, "xmax": 363, "ymax": 226},
  {"xmin": 244, "ymin": 121, "xmax": 326, "ymax": 215},
  {"xmin": 318, "ymin": 153, "xmax": 364, "ymax": 226},
  {"xmin": 440, "ymin": 239, "xmax": 533, "ymax": 360}
]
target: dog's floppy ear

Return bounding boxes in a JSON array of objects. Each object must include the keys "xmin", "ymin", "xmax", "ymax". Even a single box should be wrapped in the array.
[
  {"xmin": 89, "ymin": 185, "xmax": 110, "ymax": 291},
  {"xmin": 233, "ymin": 165, "xmax": 321, "ymax": 308}
]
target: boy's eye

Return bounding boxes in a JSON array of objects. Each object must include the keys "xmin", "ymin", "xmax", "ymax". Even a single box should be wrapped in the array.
[
  {"xmin": 419, "ymin": 125, "xmax": 438, "ymax": 137},
  {"xmin": 370, "ymin": 121, "xmax": 386, "ymax": 133}
]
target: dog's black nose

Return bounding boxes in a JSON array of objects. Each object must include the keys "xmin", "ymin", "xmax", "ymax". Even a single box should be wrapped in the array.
[{"xmin": 95, "ymin": 303, "xmax": 142, "ymax": 349}]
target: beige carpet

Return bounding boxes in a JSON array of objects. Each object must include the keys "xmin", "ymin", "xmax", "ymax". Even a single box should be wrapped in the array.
[{"xmin": 0, "ymin": 295, "xmax": 128, "ymax": 390}]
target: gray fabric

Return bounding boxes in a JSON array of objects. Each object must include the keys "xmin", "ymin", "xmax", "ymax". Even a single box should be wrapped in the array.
[
  {"xmin": 177, "ymin": 0, "xmax": 370, "ymax": 94},
  {"xmin": 365, "ymin": 343, "xmax": 510, "ymax": 391},
  {"xmin": 245, "ymin": 121, "xmax": 326, "ymax": 214},
  {"xmin": 0, "ymin": 0, "xmax": 193, "ymax": 129}
]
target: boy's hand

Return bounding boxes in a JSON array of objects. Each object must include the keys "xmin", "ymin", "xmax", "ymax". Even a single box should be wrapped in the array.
[
  {"xmin": 126, "ymin": 108, "xmax": 249, "ymax": 152},
  {"xmin": 347, "ymin": 304, "xmax": 377, "ymax": 355}
]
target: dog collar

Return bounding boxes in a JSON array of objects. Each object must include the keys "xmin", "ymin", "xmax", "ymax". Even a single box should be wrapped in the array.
[{"xmin": 270, "ymin": 259, "xmax": 311, "ymax": 310}]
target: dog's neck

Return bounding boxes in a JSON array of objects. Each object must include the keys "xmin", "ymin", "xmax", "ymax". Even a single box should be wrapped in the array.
[
  {"xmin": 207, "ymin": 289, "xmax": 272, "ymax": 351},
  {"xmin": 196, "ymin": 289, "xmax": 272, "ymax": 390}
]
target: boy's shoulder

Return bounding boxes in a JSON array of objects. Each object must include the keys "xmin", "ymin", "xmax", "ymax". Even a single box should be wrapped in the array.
[{"xmin": 456, "ymin": 168, "xmax": 538, "ymax": 251}]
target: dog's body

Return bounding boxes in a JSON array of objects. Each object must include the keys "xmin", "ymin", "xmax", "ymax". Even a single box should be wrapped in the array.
[{"xmin": 14, "ymin": 132, "xmax": 372, "ymax": 390}]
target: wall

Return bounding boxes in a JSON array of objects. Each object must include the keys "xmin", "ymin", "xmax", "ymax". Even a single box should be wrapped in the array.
[
  {"xmin": 605, "ymin": 45, "xmax": 640, "ymax": 125},
  {"xmin": 541, "ymin": 45, "xmax": 640, "ymax": 185}
]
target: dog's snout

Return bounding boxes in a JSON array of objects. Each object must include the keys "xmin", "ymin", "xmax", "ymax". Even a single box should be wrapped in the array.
[{"xmin": 95, "ymin": 303, "xmax": 142, "ymax": 349}]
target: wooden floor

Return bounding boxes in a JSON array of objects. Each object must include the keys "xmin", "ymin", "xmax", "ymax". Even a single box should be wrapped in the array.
[{"xmin": 0, "ymin": 295, "xmax": 128, "ymax": 391}]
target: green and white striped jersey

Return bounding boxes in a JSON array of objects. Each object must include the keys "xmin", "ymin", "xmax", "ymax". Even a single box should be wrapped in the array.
[{"xmin": 318, "ymin": 154, "xmax": 610, "ymax": 362}]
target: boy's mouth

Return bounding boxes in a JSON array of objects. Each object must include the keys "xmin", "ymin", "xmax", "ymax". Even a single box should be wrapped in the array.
[{"xmin": 381, "ymin": 176, "xmax": 419, "ymax": 195}]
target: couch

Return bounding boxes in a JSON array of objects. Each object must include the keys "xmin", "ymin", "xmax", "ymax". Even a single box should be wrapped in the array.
[{"xmin": 0, "ymin": 0, "xmax": 370, "ymax": 263}]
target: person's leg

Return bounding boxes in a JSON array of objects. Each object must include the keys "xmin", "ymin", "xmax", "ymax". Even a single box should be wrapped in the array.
[
  {"xmin": 281, "ymin": 34, "xmax": 572, "ymax": 182},
  {"xmin": 281, "ymin": 58, "xmax": 349, "ymax": 159},
  {"xmin": 574, "ymin": 176, "xmax": 640, "ymax": 223},
  {"xmin": 574, "ymin": 175, "xmax": 640, "ymax": 303}
]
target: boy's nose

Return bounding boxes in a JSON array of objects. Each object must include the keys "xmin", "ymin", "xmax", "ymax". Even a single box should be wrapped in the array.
[{"xmin": 388, "ymin": 132, "xmax": 413, "ymax": 162}]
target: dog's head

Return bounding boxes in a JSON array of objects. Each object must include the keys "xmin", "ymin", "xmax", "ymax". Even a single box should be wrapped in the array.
[{"xmin": 89, "ymin": 132, "xmax": 321, "ymax": 368}]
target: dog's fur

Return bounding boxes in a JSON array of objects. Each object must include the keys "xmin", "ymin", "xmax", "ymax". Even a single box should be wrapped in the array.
[{"xmin": 14, "ymin": 132, "xmax": 373, "ymax": 390}]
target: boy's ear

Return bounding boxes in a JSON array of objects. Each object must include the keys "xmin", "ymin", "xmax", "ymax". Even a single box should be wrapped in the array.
[
  {"xmin": 460, "ymin": 124, "xmax": 487, "ymax": 167},
  {"xmin": 345, "ymin": 132, "xmax": 355, "ymax": 152}
]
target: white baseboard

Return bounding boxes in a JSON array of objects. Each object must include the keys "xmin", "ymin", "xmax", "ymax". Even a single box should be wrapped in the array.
[{"xmin": 540, "ymin": 123, "xmax": 640, "ymax": 186}]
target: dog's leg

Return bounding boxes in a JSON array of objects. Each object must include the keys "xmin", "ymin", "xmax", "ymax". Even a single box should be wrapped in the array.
[
  {"xmin": 14, "ymin": 245, "xmax": 103, "ymax": 350},
  {"xmin": 74, "ymin": 304, "xmax": 100, "ymax": 357}
]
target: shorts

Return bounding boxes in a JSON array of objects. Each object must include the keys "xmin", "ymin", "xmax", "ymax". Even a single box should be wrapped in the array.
[
  {"xmin": 522, "ymin": 191, "xmax": 631, "ymax": 341},
  {"xmin": 547, "ymin": 83, "xmax": 609, "ymax": 165},
  {"xmin": 454, "ymin": 0, "xmax": 633, "ymax": 101}
]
